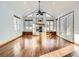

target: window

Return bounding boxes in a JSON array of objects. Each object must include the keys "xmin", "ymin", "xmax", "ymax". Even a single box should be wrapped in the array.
[
  {"xmin": 46, "ymin": 20, "xmax": 54, "ymax": 32},
  {"xmin": 24, "ymin": 20, "xmax": 33, "ymax": 32}
]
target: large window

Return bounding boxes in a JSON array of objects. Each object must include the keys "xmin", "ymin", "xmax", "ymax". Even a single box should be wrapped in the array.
[
  {"xmin": 59, "ymin": 11, "xmax": 74, "ymax": 42},
  {"xmin": 23, "ymin": 20, "xmax": 33, "ymax": 32}
]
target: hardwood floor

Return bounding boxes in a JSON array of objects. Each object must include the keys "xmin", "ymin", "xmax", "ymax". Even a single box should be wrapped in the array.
[{"xmin": 0, "ymin": 32, "xmax": 74, "ymax": 57}]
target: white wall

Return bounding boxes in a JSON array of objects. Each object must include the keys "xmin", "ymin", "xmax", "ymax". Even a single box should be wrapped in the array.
[
  {"xmin": 0, "ymin": 3, "xmax": 22, "ymax": 45},
  {"xmin": 74, "ymin": 6, "xmax": 79, "ymax": 44}
]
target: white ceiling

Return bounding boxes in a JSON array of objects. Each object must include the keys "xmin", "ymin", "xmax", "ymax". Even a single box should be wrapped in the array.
[{"xmin": 0, "ymin": 1, "xmax": 79, "ymax": 18}]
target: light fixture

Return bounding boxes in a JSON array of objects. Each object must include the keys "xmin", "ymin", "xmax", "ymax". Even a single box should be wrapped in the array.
[
  {"xmin": 14, "ymin": 15, "xmax": 21, "ymax": 19},
  {"xmin": 37, "ymin": 1, "xmax": 45, "ymax": 15}
]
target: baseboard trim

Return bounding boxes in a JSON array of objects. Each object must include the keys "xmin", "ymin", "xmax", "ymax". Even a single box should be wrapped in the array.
[{"xmin": 0, "ymin": 34, "xmax": 22, "ymax": 48}]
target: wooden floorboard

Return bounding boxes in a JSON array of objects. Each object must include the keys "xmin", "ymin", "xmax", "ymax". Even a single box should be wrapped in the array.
[{"xmin": 0, "ymin": 33, "xmax": 75, "ymax": 57}]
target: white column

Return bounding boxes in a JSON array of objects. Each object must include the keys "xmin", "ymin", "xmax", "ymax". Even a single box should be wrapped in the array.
[{"xmin": 32, "ymin": 13, "xmax": 36, "ymax": 35}]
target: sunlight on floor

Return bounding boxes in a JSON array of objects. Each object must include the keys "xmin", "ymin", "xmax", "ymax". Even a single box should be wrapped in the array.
[{"xmin": 13, "ymin": 42, "xmax": 21, "ymax": 56}]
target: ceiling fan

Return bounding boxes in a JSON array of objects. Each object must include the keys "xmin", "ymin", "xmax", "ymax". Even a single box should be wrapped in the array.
[{"xmin": 37, "ymin": 1, "xmax": 45, "ymax": 15}]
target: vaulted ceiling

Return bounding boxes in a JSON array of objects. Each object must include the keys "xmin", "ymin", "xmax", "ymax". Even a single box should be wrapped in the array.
[{"xmin": 0, "ymin": 1, "xmax": 79, "ymax": 18}]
